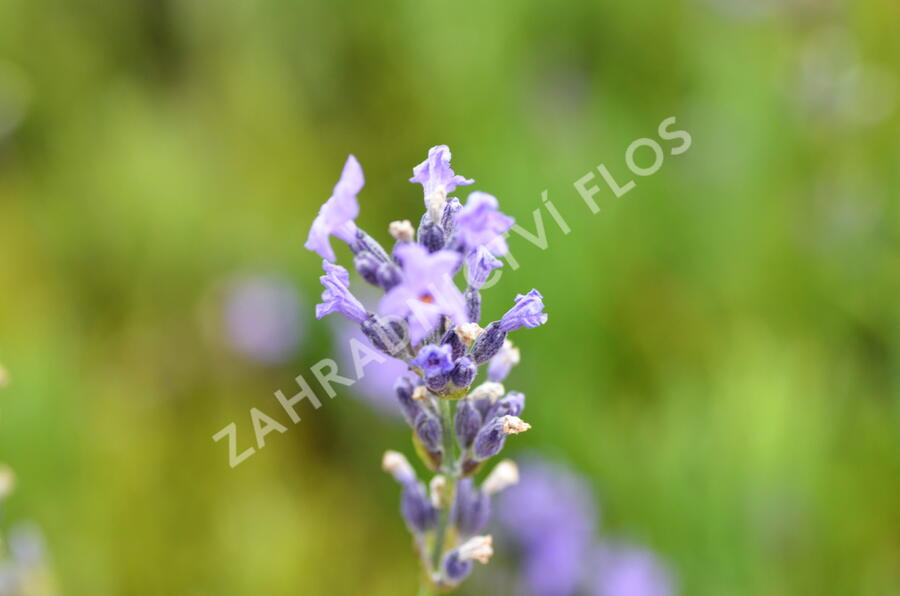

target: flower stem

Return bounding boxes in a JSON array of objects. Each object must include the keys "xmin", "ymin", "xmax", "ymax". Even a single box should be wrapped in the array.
[{"xmin": 430, "ymin": 397, "xmax": 457, "ymax": 575}]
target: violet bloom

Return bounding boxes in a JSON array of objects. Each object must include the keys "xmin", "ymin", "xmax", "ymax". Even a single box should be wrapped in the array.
[
  {"xmin": 379, "ymin": 243, "xmax": 467, "ymax": 343},
  {"xmin": 410, "ymin": 145, "xmax": 474, "ymax": 220},
  {"xmin": 223, "ymin": 274, "xmax": 303, "ymax": 364},
  {"xmin": 316, "ymin": 261, "xmax": 368, "ymax": 323},
  {"xmin": 455, "ymin": 191, "xmax": 515, "ymax": 255},
  {"xmin": 591, "ymin": 543, "xmax": 675, "ymax": 596},
  {"xmin": 497, "ymin": 457, "xmax": 597, "ymax": 596},
  {"xmin": 499, "ymin": 289, "xmax": 548, "ymax": 332},
  {"xmin": 305, "ymin": 155, "xmax": 364, "ymax": 262},
  {"xmin": 411, "ymin": 344, "xmax": 455, "ymax": 377}
]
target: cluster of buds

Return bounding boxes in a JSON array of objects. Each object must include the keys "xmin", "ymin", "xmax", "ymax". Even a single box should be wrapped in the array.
[{"xmin": 305, "ymin": 146, "xmax": 547, "ymax": 590}]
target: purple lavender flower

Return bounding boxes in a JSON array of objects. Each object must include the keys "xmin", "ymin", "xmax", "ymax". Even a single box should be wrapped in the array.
[
  {"xmin": 411, "ymin": 344, "xmax": 455, "ymax": 377},
  {"xmin": 499, "ymin": 289, "xmax": 548, "ymax": 332},
  {"xmin": 410, "ymin": 145, "xmax": 474, "ymax": 207},
  {"xmin": 455, "ymin": 191, "xmax": 515, "ymax": 255},
  {"xmin": 307, "ymin": 147, "xmax": 548, "ymax": 592},
  {"xmin": 591, "ymin": 543, "xmax": 675, "ymax": 596},
  {"xmin": 305, "ymin": 155, "xmax": 364, "ymax": 262},
  {"xmin": 223, "ymin": 274, "xmax": 303, "ymax": 364},
  {"xmin": 379, "ymin": 243, "xmax": 467, "ymax": 342},
  {"xmin": 315, "ymin": 261, "xmax": 368, "ymax": 324}
]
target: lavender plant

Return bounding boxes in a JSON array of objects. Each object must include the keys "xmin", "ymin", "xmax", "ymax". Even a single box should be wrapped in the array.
[{"xmin": 304, "ymin": 146, "xmax": 547, "ymax": 593}]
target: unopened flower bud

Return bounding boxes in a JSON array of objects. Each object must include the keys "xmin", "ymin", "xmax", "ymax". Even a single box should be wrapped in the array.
[
  {"xmin": 481, "ymin": 459, "xmax": 519, "ymax": 496},
  {"xmin": 419, "ymin": 220, "xmax": 445, "ymax": 253},
  {"xmin": 441, "ymin": 197, "xmax": 462, "ymax": 238},
  {"xmin": 382, "ymin": 450, "xmax": 416, "ymax": 484},
  {"xmin": 440, "ymin": 327, "xmax": 466, "ymax": 360},
  {"xmin": 454, "ymin": 398, "xmax": 483, "ymax": 448},
  {"xmin": 352, "ymin": 229, "xmax": 391, "ymax": 263},
  {"xmin": 452, "ymin": 478, "xmax": 490, "ymax": 537},
  {"xmin": 473, "ymin": 415, "xmax": 530, "ymax": 461},
  {"xmin": 470, "ymin": 322, "xmax": 507, "ymax": 364},
  {"xmin": 442, "ymin": 550, "xmax": 473, "ymax": 584},
  {"xmin": 450, "ymin": 356, "xmax": 476, "ymax": 388},
  {"xmin": 389, "ymin": 220, "xmax": 415, "ymax": 243},
  {"xmin": 401, "ymin": 481, "xmax": 437, "ymax": 534},
  {"xmin": 376, "ymin": 262, "xmax": 403, "ymax": 291},
  {"xmin": 361, "ymin": 315, "xmax": 410, "ymax": 358},
  {"xmin": 415, "ymin": 411, "xmax": 443, "ymax": 453},
  {"xmin": 425, "ymin": 372, "xmax": 450, "ymax": 392},
  {"xmin": 354, "ymin": 252, "xmax": 381, "ymax": 286},
  {"xmin": 394, "ymin": 376, "xmax": 421, "ymax": 427}
]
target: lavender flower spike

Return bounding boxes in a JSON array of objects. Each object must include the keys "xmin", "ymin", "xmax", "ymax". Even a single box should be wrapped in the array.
[
  {"xmin": 499, "ymin": 289, "xmax": 548, "ymax": 332},
  {"xmin": 410, "ymin": 145, "xmax": 474, "ymax": 221},
  {"xmin": 455, "ymin": 191, "xmax": 515, "ymax": 255},
  {"xmin": 306, "ymin": 146, "xmax": 552, "ymax": 592},
  {"xmin": 305, "ymin": 155, "xmax": 364, "ymax": 262},
  {"xmin": 315, "ymin": 261, "xmax": 368, "ymax": 323}
]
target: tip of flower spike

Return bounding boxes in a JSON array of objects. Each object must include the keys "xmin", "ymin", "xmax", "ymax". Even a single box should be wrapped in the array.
[
  {"xmin": 458, "ymin": 535, "xmax": 494, "ymax": 565},
  {"xmin": 500, "ymin": 415, "xmax": 531, "ymax": 435},
  {"xmin": 482, "ymin": 460, "xmax": 519, "ymax": 496},
  {"xmin": 382, "ymin": 450, "xmax": 415, "ymax": 484},
  {"xmin": 389, "ymin": 220, "xmax": 415, "ymax": 243},
  {"xmin": 0, "ymin": 464, "xmax": 15, "ymax": 499},
  {"xmin": 468, "ymin": 381, "xmax": 505, "ymax": 403},
  {"xmin": 456, "ymin": 322, "xmax": 485, "ymax": 345}
]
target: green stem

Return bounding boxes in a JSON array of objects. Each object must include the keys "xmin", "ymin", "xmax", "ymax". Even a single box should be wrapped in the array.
[
  {"xmin": 430, "ymin": 397, "xmax": 458, "ymax": 574},
  {"xmin": 417, "ymin": 581, "xmax": 437, "ymax": 596}
]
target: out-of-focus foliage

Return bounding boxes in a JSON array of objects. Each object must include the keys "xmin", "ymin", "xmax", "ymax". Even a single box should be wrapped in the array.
[{"xmin": 0, "ymin": 0, "xmax": 898, "ymax": 594}]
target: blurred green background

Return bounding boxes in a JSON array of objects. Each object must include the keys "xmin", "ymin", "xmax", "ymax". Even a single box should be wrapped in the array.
[{"xmin": 1, "ymin": 0, "xmax": 898, "ymax": 594}]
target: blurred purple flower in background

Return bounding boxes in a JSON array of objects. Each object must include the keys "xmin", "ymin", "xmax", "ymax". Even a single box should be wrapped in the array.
[
  {"xmin": 496, "ymin": 455, "xmax": 676, "ymax": 596},
  {"xmin": 591, "ymin": 543, "xmax": 675, "ymax": 596},
  {"xmin": 223, "ymin": 274, "xmax": 304, "ymax": 365}
]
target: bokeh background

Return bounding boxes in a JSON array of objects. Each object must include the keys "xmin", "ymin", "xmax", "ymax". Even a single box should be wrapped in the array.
[{"xmin": 1, "ymin": 0, "xmax": 899, "ymax": 594}]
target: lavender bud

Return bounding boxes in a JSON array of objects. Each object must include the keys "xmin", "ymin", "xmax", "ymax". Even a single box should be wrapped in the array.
[
  {"xmin": 442, "ymin": 550, "xmax": 473, "ymax": 584},
  {"xmin": 394, "ymin": 376, "xmax": 421, "ymax": 427},
  {"xmin": 487, "ymin": 391, "xmax": 525, "ymax": 420},
  {"xmin": 440, "ymin": 327, "xmax": 466, "ymax": 360},
  {"xmin": 419, "ymin": 220, "xmax": 445, "ymax": 253},
  {"xmin": 354, "ymin": 252, "xmax": 381, "ymax": 286},
  {"xmin": 376, "ymin": 261, "xmax": 403, "ymax": 291},
  {"xmin": 452, "ymin": 478, "xmax": 490, "ymax": 537},
  {"xmin": 415, "ymin": 411, "xmax": 443, "ymax": 453},
  {"xmin": 361, "ymin": 315, "xmax": 410, "ymax": 358},
  {"xmin": 352, "ymin": 229, "xmax": 391, "ymax": 263},
  {"xmin": 441, "ymin": 197, "xmax": 462, "ymax": 238},
  {"xmin": 425, "ymin": 372, "xmax": 450, "ymax": 392},
  {"xmin": 401, "ymin": 481, "xmax": 437, "ymax": 533},
  {"xmin": 473, "ymin": 415, "xmax": 530, "ymax": 461},
  {"xmin": 470, "ymin": 322, "xmax": 507, "ymax": 364},
  {"xmin": 450, "ymin": 356, "xmax": 476, "ymax": 388},
  {"xmin": 464, "ymin": 287, "xmax": 481, "ymax": 324},
  {"xmin": 454, "ymin": 398, "xmax": 482, "ymax": 448}
]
